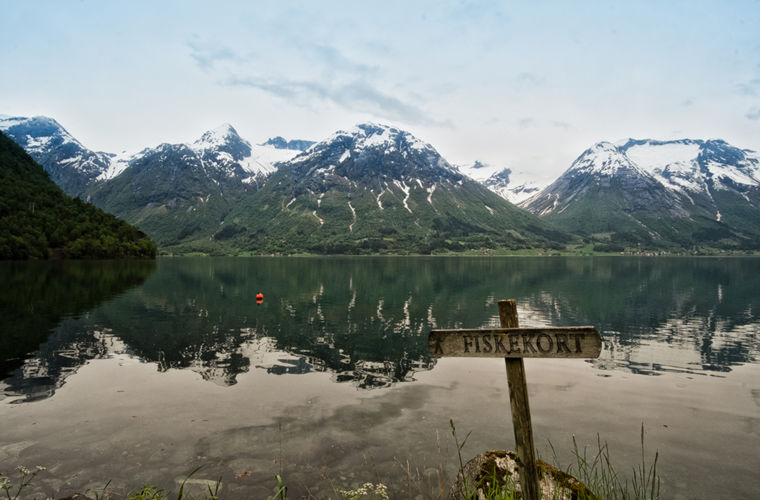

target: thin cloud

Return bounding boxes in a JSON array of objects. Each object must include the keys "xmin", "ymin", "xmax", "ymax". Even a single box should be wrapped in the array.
[
  {"xmin": 514, "ymin": 72, "xmax": 544, "ymax": 90},
  {"xmin": 225, "ymin": 75, "xmax": 319, "ymax": 99},
  {"xmin": 736, "ymin": 79, "xmax": 760, "ymax": 96},
  {"xmin": 339, "ymin": 81, "xmax": 432, "ymax": 124},
  {"xmin": 190, "ymin": 40, "xmax": 440, "ymax": 125},
  {"xmin": 518, "ymin": 117, "xmax": 535, "ymax": 128},
  {"xmin": 307, "ymin": 44, "xmax": 378, "ymax": 76},
  {"xmin": 746, "ymin": 107, "xmax": 760, "ymax": 121},
  {"xmin": 226, "ymin": 74, "xmax": 442, "ymax": 126},
  {"xmin": 187, "ymin": 39, "xmax": 250, "ymax": 72}
]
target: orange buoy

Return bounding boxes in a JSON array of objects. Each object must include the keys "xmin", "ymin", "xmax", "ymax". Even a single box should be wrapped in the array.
[{"xmin": 256, "ymin": 292, "xmax": 264, "ymax": 303}]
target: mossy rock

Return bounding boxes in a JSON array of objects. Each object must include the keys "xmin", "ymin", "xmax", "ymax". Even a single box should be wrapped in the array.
[{"xmin": 449, "ymin": 450, "xmax": 597, "ymax": 500}]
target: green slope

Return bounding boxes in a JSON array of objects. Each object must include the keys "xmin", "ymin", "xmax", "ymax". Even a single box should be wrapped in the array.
[
  {"xmin": 0, "ymin": 131, "xmax": 156, "ymax": 259},
  {"xmin": 525, "ymin": 165, "xmax": 758, "ymax": 251},
  {"xmin": 86, "ymin": 143, "xmax": 255, "ymax": 250},
  {"xmin": 170, "ymin": 162, "xmax": 575, "ymax": 255}
]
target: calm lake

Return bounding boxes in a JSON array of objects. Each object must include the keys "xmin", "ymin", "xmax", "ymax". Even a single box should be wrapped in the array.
[{"xmin": 1, "ymin": 257, "xmax": 758, "ymax": 499}]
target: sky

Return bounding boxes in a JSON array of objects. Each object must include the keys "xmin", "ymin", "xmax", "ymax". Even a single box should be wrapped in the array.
[{"xmin": 1, "ymin": 0, "xmax": 759, "ymax": 182}]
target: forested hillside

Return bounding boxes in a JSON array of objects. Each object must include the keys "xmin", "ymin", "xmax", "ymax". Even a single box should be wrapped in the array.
[{"xmin": 0, "ymin": 131, "xmax": 156, "ymax": 259}]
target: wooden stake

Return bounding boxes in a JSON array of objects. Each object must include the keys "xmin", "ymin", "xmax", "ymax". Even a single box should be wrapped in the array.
[{"xmin": 499, "ymin": 299, "xmax": 540, "ymax": 500}]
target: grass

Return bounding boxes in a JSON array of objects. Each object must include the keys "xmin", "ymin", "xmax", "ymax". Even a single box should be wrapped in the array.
[
  {"xmin": 449, "ymin": 422, "xmax": 659, "ymax": 500},
  {"xmin": 562, "ymin": 425, "xmax": 660, "ymax": 500},
  {"xmin": 1, "ymin": 424, "xmax": 660, "ymax": 500}
]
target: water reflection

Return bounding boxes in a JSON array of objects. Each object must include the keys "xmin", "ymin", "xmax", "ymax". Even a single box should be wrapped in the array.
[
  {"xmin": 513, "ymin": 258, "xmax": 759, "ymax": 375},
  {"xmin": 0, "ymin": 260, "xmax": 155, "ymax": 381},
  {"xmin": 2, "ymin": 257, "xmax": 759, "ymax": 402}
]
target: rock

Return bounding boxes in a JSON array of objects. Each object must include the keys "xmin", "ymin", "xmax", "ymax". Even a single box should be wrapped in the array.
[
  {"xmin": 173, "ymin": 477, "xmax": 222, "ymax": 498},
  {"xmin": 448, "ymin": 450, "xmax": 596, "ymax": 500}
]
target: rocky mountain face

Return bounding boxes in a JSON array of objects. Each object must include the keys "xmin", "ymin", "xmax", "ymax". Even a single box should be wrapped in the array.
[
  {"xmin": 85, "ymin": 124, "xmax": 304, "ymax": 246},
  {"xmin": 2, "ymin": 116, "xmax": 572, "ymax": 253},
  {"xmin": 1, "ymin": 116, "xmax": 305, "ymax": 247},
  {"xmin": 261, "ymin": 136, "xmax": 315, "ymax": 151},
  {"xmin": 522, "ymin": 140, "xmax": 760, "ymax": 249},
  {"xmin": 0, "ymin": 116, "xmax": 303, "ymax": 192},
  {"xmin": 619, "ymin": 139, "xmax": 760, "ymax": 235},
  {"xmin": 0, "ymin": 115, "xmax": 113, "ymax": 197},
  {"xmin": 215, "ymin": 123, "xmax": 573, "ymax": 254},
  {"xmin": 187, "ymin": 124, "xmax": 306, "ymax": 186}
]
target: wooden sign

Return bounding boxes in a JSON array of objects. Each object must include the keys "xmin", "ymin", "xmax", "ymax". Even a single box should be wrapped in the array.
[
  {"xmin": 428, "ymin": 300, "xmax": 602, "ymax": 500},
  {"xmin": 429, "ymin": 327, "xmax": 601, "ymax": 358}
]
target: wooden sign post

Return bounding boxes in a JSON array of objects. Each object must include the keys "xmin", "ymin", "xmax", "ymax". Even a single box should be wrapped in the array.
[{"xmin": 429, "ymin": 299, "xmax": 601, "ymax": 500}]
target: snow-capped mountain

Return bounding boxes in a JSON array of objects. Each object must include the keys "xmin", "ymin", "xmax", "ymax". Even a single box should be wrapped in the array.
[
  {"xmin": 223, "ymin": 122, "xmax": 573, "ymax": 254},
  {"xmin": 523, "ymin": 141, "xmax": 685, "ymax": 216},
  {"xmin": 118, "ymin": 122, "xmax": 305, "ymax": 188},
  {"xmin": 618, "ymin": 138, "xmax": 760, "ymax": 200},
  {"xmin": 522, "ymin": 139, "xmax": 760, "ymax": 249},
  {"xmin": 286, "ymin": 122, "xmax": 463, "ymax": 188},
  {"xmin": 8, "ymin": 111, "xmax": 757, "ymax": 252},
  {"xmin": 0, "ymin": 115, "xmax": 113, "ymax": 196},
  {"xmin": 457, "ymin": 161, "xmax": 546, "ymax": 204},
  {"xmin": 0, "ymin": 116, "xmax": 306, "ymax": 195},
  {"xmin": 84, "ymin": 125, "xmax": 308, "ymax": 246},
  {"xmin": 189, "ymin": 124, "xmax": 303, "ymax": 185}
]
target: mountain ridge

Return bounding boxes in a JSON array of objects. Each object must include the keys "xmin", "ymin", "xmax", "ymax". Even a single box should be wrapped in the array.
[
  {"xmin": 4, "ymin": 113, "xmax": 759, "ymax": 254},
  {"xmin": 190, "ymin": 122, "xmax": 574, "ymax": 255},
  {"xmin": 521, "ymin": 138, "xmax": 760, "ymax": 250},
  {"xmin": 0, "ymin": 115, "xmax": 309, "ymax": 195}
]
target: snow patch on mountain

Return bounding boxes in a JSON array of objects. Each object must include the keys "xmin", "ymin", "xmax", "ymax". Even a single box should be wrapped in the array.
[
  {"xmin": 289, "ymin": 122, "xmax": 454, "ymax": 176},
  {"xmin": 0, "ymin": 115, "xmax": 116, "ymax": 194},
  {"xmin": 708, "ymin": 161, "xmax": 757, "ymax": 188},
  {"xmin": 0, "ymin": 114, "xmax": 28, "ymax": 129},
  {"xmin": 457, "ymin": 161, "xmax": 546, "ymax": 204},
  {"xmin": 624, "ymin": 140, "xmax": 701, "ymax": 173},
  {"xmin": 187, "ymin": 124, "xmax": 301, "ymax": 178},
  {"xmin": 191, "ymin": 123, "xmax": 239, "ymax": 151},
  {"xmin": 619, "ymin": 138, "xmax": 760, "ymax": 194},
  {"xmin": 97, "ymin": 149, "xmax": 147, "ymax": 181},
  {"xmin": 313, "ymin": 210, "xmax": 324, "ymax": 226},
  {"xmin": 570, "ymin": 142, "xmax": 647, "ymax": 176},
  {"xmin": 427, "ymin": 185, "xmax": 436, "ymax": 205},
  {"xmin": 243, "ymin": 144, "xmax": 300, "ymax": 175},
  {"xmin": 458, "ymin": 160, "xmax": 501, "ymax": 182},
  {"xmin": 1, "ymin": 116, "xmax": 85, "ymax": 158},
  {"xmin": 394, "ymin": 180, "xmax": 413, "ymax": 213},
  {"xmin": 348, "ymin": 201, "xmax": 357, "ymax": 232},
  {"xmin": 0, "ymin": 115, "xmax": 79, "ymax": 150}
]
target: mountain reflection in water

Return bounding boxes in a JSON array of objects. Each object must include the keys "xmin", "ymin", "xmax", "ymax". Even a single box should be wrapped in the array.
[
  {"xmin": 1, "ymin": 257, "xmax": 758, "ymax": 403},
  {"xmin": 0, "ymin": 260, "xmax": 156, "ymax": 401}
]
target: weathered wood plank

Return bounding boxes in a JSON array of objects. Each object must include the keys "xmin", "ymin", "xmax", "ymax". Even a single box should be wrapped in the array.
[
  {"xmin": 499, "ymin": 300, "xmax": 541, "ymax": 500},
  {"xmin": 428, "ymin": 326, "xmax": 601, "ymax": 358}
]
